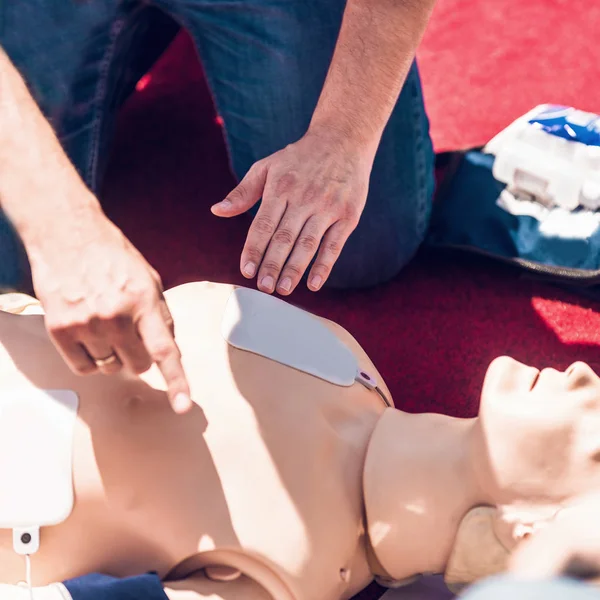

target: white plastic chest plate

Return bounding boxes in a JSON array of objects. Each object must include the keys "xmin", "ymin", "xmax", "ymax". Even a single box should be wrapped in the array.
[
  {"xmin": 0, "ymin": 389, "xmax": 78, "ymax": 529},
  {"xmin": 222, "ymin": 287, "xmax": 364, "ymax": 387}
]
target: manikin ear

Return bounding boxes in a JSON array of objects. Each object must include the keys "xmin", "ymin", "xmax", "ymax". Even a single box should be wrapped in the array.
[
  {"xmin": 444, "ymin": 505, "xmax": 558, "ymax": 594},
  {"xmin": 492, "ymin": 504, "xmax": 558, "ymax": 549},
  {"xmin": 492, "ymin": 506, "xmax": 533, "ymax": 550},
  {"xmin": 509, "ymin": 493, "xmax": 600, "ymax": 583}
]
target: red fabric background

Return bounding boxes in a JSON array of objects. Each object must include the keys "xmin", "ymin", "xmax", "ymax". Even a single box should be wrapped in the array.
[{"xmin": 418, "ymin": 0, "xmax": 600, "ymax": 152}]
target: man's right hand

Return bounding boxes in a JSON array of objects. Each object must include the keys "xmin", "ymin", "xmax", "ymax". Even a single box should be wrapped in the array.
[
  {"xmin": 27, "ymin": 209, "xmax": 192, "ymax": 413},
  {"xmin": 0, "ymin": 47, "xmax": 190, "ymax": 412}
]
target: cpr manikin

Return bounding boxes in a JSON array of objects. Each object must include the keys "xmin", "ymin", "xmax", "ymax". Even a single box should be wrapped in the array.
[{"xmin": 1, "ymin": 282, "xmax": 600, "ymax": 600}]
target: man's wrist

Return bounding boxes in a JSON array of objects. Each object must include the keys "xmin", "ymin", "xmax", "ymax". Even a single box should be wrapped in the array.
[
  {"xmin": 15, "ymin": 191, "xmax": 103, "ymax": 255},
  {"xmin": 305, "ymin": 120, "xmax": 380, "ymax": 157}
]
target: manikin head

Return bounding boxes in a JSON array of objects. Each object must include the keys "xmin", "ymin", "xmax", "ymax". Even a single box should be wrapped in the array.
[
  {"xmin": 443, "ymin": 357, "xmax": 600, "ymax": 591},
  {"xmin": 472, "ymin": 356, "xmax": 600, "ymax": 547}
]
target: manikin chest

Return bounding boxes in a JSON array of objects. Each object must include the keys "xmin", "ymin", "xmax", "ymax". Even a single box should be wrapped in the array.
[{"xmin": 0, "ymin": 284, "xmax": 385, "ymax": 598}]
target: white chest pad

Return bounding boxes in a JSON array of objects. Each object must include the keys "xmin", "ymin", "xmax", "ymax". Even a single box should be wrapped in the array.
[
  {"xmin": 221, "ymin": 287, "xmax": 389, "ymax": 405},
  {"xmin": 0, "ymin": 389, "xmax": 78, "ymax": 551}
]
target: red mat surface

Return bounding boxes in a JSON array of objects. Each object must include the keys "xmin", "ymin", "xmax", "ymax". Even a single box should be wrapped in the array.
[
  {"xmin": 419, "ymin": 0, "xmax": 600, "ymax": 152},
  {"xmin": 101, "ymin": 5, "xmax": 600, "ymax": 595}
]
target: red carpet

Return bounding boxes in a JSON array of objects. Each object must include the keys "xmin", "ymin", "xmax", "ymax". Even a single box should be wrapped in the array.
[
  {"xmin": 101, "ymin": 3, "xmax": 600, "ymax": 596},
  {"xmin": 418, "ymin": 0, "xmax": 600, "ymax": 152}
]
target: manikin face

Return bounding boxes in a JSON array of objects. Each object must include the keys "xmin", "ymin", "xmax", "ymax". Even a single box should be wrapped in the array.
[{"xmin": 476, "ymin": 356, "xmax": 600, "ymax": 509}]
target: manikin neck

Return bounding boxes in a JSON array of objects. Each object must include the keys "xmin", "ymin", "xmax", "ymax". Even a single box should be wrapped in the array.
[{"xmin": 363, "ymin": 409, "xmax": 486, "ymax": 582}]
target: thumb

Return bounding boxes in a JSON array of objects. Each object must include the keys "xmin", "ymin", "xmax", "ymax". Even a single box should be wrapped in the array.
[{"xmin": 211, "ymin": 161, "xmax": 268, "ymax": 217}]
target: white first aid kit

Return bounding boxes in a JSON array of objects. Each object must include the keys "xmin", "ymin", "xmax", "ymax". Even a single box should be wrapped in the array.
[{"xmin": 485, "ymin": 104, "xmax": 600, "ymax": 210}]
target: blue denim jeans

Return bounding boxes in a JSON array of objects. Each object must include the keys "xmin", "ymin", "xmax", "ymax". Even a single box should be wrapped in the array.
[
  {"xmin": 0, "ymin": 0, "xmax": 435, "ymax": 290},
  {"xmin": 463, "ymin": 577, "xmax": 600, "ymax": 600}
]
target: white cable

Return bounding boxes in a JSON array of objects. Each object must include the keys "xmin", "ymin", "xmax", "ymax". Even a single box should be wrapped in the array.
[{"xmin": 25, "ymin": 554, "xmax": 34, "ymax": 600}]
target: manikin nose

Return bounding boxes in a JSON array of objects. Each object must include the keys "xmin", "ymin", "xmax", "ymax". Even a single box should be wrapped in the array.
[
  {"xmin": 565, "ymin": 362, "xmax": 598, "ymax": 386},
  {"xmin": 566, "ymin": 361, "xmax": 595, "ymax": 376}
]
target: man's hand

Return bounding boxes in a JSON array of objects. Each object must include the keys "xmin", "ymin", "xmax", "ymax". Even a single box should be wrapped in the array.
[
  {"xmin": 0, "ymin": 49, "xmax": 191, "ymax": 412},
  {"xmin": 211, "ymin": 130, "xmax": 374, "ymax": 295},
  {"xmin": 211, "ymin": 0, "xmax": 438, "ymax": 296},
  {"xmin": 28, "ymin": 210, "xmax": 192, "ymax": 413}
]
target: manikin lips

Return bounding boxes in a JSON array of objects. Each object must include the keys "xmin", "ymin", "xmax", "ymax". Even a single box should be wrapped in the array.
[{"xmin": 529, "ymin": 370, "xmax": 541, "ymax": 391}]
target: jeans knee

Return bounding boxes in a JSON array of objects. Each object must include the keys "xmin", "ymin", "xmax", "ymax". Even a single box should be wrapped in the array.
[
  {"xmin": 0, "ymin": 214, "xmax": 31, "ymax": 291},
  {"xmin": 325, "ymin": 218, "xmax": 426, "ymax": 290},
  {"xmin": 323, "ymin": 72, "xmax": 434, "ymax": 291}
]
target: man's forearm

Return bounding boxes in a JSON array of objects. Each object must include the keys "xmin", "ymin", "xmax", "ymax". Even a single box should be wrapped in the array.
[
  {"xmin": 0, "ymin": 48, "xmax": 101, "ymax": 248},
  {"xmin": 309, "ymin": 0, "xmax": 437, "ymax": 151}
]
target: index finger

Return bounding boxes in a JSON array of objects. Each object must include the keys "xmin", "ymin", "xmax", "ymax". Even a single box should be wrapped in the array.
[
  {"xmin": 137, "ymin": 307, "xmax": 192, "ymax": 413},
  {"xmin": 240, "ymin": 199, "xmax": 286, "ymax": 281}
]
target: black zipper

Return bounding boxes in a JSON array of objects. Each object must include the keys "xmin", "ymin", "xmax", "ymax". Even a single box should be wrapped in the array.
[{"xmin": 430, "ymin": 242, "xmax": 600, "ymax": 286}]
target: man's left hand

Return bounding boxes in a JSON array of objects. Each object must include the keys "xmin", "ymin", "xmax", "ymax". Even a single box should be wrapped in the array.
[{"xmin": 211, "ymin": 130, "xmax": 374, "ymax": 295}]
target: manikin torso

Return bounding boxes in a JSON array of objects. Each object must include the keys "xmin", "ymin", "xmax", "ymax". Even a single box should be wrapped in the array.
[{"xmin": 0, "ymin": 282, "xmax": 389, "ymax": 600}]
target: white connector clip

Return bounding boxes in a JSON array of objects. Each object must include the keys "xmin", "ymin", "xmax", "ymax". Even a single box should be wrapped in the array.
[
  {"xmin": 13, "ymin": 526, "xmax": 40, "ymax": 555},
  {"xmin": 355, "ymin": 370, "xmax": 377, "ymax": 390}
]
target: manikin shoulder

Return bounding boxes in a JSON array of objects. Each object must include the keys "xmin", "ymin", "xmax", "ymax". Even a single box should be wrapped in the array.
[
  {"xmin": 0, "ymin": 282, "xmax": 391, "ymax": 403},
  {"xmin": 164, "ymin": 281, "xmax": 391, "ymax": 402},
  {"xmin": 164, "ymin": 280, "xmax": 357, "ymax": 348}
]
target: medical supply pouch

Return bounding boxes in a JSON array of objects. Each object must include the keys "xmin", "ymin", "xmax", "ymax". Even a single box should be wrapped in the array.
[{"xmin": 426, "ymin": 105, "xmax": 600, "ymax": 298}]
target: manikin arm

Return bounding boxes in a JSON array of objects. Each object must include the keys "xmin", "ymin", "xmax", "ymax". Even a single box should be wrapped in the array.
[{"xmin": 165, "ymin": 573, "xmax": 272, "ymax": 600}]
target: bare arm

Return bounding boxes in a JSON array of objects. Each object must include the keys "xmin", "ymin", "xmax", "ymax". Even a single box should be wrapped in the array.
[
  {"xmin": 309, "ymin": 0, "xmax": 438, "ymax": 150},
  {"xmin": 0, "ymin": 48, "xmax": 191, "ymax": 410},
  {"xmin": 0, "ymin": 47, "xmax": 100, "ymax": 246}
]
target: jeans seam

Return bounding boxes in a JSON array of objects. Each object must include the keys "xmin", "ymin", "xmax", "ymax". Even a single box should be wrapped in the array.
[
  {"xmin": 85, "ymin": 16, "xmax": 127, "ymax": 191},
  {"xmin": 411, "ymin": 77, "xmax": 432, "ymax": 242},
  {"xmin": 157, "ymin": 5, "xmax": 239, "ymax": 178}
]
